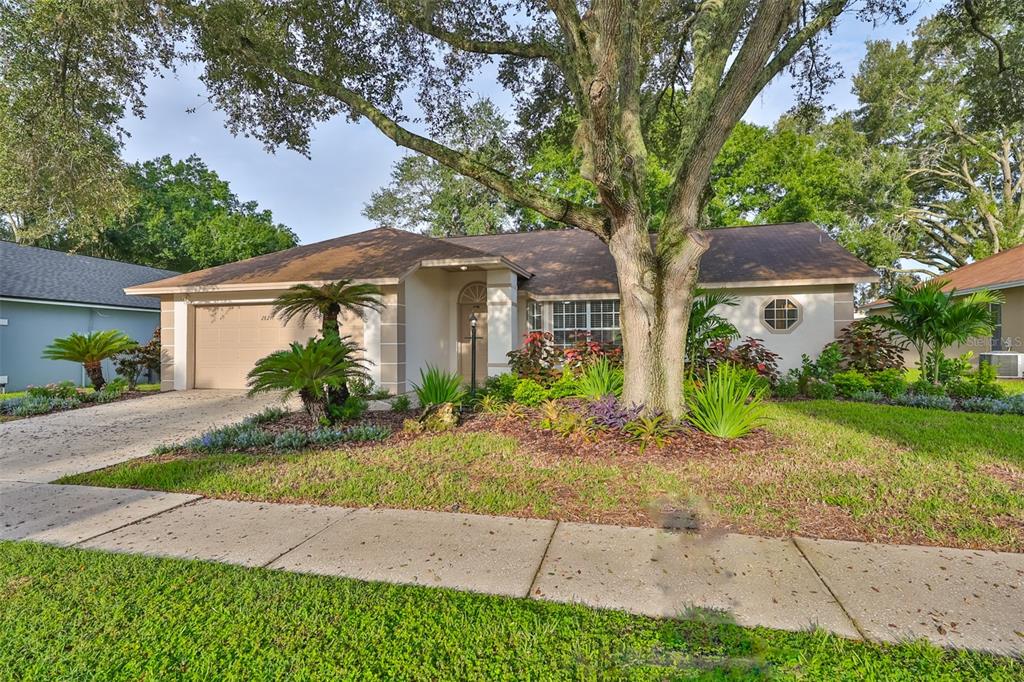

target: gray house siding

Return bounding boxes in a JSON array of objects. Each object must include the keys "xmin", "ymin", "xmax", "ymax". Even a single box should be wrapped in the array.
[{"xmin": 0, "ymin": 299, "xmax": 159, "ymax": 391}]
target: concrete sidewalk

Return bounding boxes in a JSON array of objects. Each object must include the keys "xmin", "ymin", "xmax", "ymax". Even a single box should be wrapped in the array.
[{"xmin": 1, "ymin": 481, "xmax": 1022, "ymax": 657}]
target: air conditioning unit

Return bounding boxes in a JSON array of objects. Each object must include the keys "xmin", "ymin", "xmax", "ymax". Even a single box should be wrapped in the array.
[{"xmin": 979, "ymin": 352, "xmax": 1024, "ymax": 378}]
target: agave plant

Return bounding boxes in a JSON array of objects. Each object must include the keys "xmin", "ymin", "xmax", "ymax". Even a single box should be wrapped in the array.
[
  {"xmin": 247, "ymin": 336, "xmax": 369, "ymax": 422},
  {"xmin": 41, "ymin": 330, "xmax": 137, "ymax": 390},
  {"xmin": 272, "ymin": 279, "xmax": 383, "ymax": 338},
  {"xmin": 869, "ymin": 280, "xmax": 1003, "ymax": 384},
  {"xmin": 685, "ymin": 362, "xmax": 768, "ymax": 439},
  {"xmin": 412, "ymin": 366, "xmax": 465, "ymax": 407}
]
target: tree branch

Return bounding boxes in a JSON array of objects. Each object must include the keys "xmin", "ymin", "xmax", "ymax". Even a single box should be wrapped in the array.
[
  {"xmin": 262, "ymin": 58, "xmax": 609, "ymax": 235},
  {"xmin": 384, "ymin": 2, "xmax": 560, "ymax": 60},
  {"xmin": 753, "ymin": 0, "xmax": 847, "ymax": 92}
]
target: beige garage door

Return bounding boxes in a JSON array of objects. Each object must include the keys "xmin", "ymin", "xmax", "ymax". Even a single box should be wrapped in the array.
[{"xmin": 193, "ymin": 304, "xmax": 319, "ymax": 389}]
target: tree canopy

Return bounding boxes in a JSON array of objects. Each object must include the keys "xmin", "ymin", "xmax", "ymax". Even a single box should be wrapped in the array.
[{"xmin": 101, "ymin": 154, "xmax": 297, "ymax": 271}]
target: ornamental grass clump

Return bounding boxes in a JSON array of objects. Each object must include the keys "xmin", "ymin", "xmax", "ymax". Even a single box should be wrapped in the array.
[
  {"xmin": 685, "ymin": 363, "xmax": 768, "ymax": 439},
  {"xmin": 574, "ymin": 358, "xmax": 624, "ymax": 400},
  {"xmin": 412, "ymin": 366, "xmax": 465, "ymax": 407}
]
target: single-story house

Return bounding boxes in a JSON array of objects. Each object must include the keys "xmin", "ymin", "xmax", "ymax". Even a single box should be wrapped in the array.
[
  {"xmin": 865, "ymin": 243, "xmax": 1024, "ymax": 373},
  {"xmin": 127, "ymin": 223, "xmax": 878, "ymax": 393},
  {"xmin": 0, "ymin": 241, "xmax": 178, "ymax": 391}
]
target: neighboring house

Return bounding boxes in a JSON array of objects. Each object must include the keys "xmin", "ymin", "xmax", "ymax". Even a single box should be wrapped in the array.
[
  {"xmin": 128, "ymin": 223, "xmax": 877, "ymax": 393},
  {"xmin": 865, "ymin": 244, "xmax": 1024, "ymax": 370},
  {"xmin": 0, "ymin": 242, "xmax": 178, "ymax": 391}
]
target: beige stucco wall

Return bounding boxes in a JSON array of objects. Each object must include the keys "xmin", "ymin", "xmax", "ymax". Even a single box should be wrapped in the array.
[
  {"xmin": 404, "ymin": 268, "xmax": 451, "ymax": 385},
  {"xmin": 711, "ymin": 284, "xmax": 843, "ymax": 372},
  {"xmin": 159, "ymin": 298, "xmax": 175, "ymax": 391}
]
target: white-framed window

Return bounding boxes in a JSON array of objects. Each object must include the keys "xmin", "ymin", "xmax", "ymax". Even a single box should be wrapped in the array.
[
  {"xmin": 762, "ymin": 298, "xmax": 800, "ymax": 332},
  {"xmin": 527, "ymin": 301, "xmax": 542, "ymax": 332},
  {"xmin": 553, "ymin": 300, "xmax": 620, "ymax": 346}
]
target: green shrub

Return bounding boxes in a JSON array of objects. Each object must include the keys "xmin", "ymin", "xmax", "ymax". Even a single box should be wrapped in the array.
[
  {"xmin": 483, "ymin": 373, "xmax": 519, "ymax": 402},
  {"xmin": 772, "ymin": 376, "xmax": 799, "ymax": 399},
  {"xmin": 273, "ymin": 428, "xmax": 310, "ymax": 450},
  {"xmin": 329, "ymin": 395, "xmax": 369, "ymax": 422},
  {"xmin": 803, "ymin": 379, "xmax": 837, "ymax": 400},
  {"xmin": 869, "ymin": 368, "xmax": 907, "ymax": 399},
  {"xmin": 413, "ymin": 366, "xmax": 465, "ymax": 407},
  {"xmin": 574, "ymin": 358, "xmax": 624, "ymax": 400},
  {"xmin": 946, "ymin": 362, "xmax": 1006, "ymax": 400},
  {"xmin": 244, "ymin": 407, "xmax": 288, "ymax": 425},
  {"xmin": 101, "ymin": 377, "xmax": 130, "ymax": 396},
  {"xmin": 685, "ymin": 363, "xmax": 768, "ymax": 439},
  {"xmin": 910, "ymin": 379, "xmax": 946, "ymax": 397},
  {"xmin": 832, "ymin": 370, "xmax": 872, "ymax": 399},
  {"xmin": 512, "ymin": 378, "xmax": 549, "ymax": 406},
  {"xmin": 26, "ymin": 381, "xmax": 79, "ymax": 400},
  {"xmin": 547, "ymin": 370, "xmax": 579, "ymax": 399},
  {"xmin": 478, "ymin": 394, "xmax": 505, "ymax": 413},
  {"xmin": 390, "ymin": 394, "xmax": 411, "ymax": 412},
  {"xmin": 897, "ymin": 394, "xmax": 955, "ymax": 410}
]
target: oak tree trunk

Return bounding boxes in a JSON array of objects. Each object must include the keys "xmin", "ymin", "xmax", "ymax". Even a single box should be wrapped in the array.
[{"xmin": 608, "ymin": 210, "xmax": 707, "ymax": 418}]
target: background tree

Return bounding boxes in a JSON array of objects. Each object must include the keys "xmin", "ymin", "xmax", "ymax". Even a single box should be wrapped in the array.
[
  {"xmin": 853, "ymin": 9, "xmax": 1024, "ymax": 271},
  {"xmin": 0, "ymin": 0, "xmax": 174, "ymax": 249},
  {"xmin": 101, "ymin": 155, "xmax": 298, "ymax": 271},
  {"xmin": 364, "ymin": 101, "xmax": 521, "ymax": 236}
]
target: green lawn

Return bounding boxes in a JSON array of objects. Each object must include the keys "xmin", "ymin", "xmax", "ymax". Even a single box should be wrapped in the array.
[
  {"xmin": 65, "ymin": 400, "xmax": 1024, "ymax": 551},
  {"xmin": 1, "ymin": 541, "xmax": 1018, "ymax": 680}
]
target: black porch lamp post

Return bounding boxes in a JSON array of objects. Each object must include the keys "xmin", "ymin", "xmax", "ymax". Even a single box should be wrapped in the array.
[{"xmin": 469, "ymin": 312, "xmax": 479, "ymax": 394}]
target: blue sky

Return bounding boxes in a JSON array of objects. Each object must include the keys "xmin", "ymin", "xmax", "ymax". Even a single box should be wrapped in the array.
[{"xmin": 121, "ymin": 5, "xmax": 935, "ymax": 245}]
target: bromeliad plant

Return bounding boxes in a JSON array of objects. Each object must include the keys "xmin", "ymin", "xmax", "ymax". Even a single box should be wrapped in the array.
[
  {"xmin": 42, "ymin": 329, "xmax": 137, "ymax": 390},
  {"xmin": 247, "ymin": 336, "xmax": 369, "ymax": 423},
  {"xmin": 685, "ymin": 363, "xmax": 768, "ymax": 439}
]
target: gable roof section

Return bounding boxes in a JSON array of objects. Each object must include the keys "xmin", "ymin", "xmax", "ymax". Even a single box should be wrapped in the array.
[
  {"xmin": 127, "ymin": 227, "xmax": 529, "ymax": 293},
  {"xmin": 0, "ymin": 241, "xmax": 178, "ymax": 310},
  {"xmin": 933, "ymin": 244, "xmax": 1024, "ymax": 293},
  {"xmin": 450, "ymin": 223, "xmax": 878, "ymax": 295}
]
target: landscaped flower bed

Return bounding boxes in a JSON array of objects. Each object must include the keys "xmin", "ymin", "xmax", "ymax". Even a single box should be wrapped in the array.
[{"xmin": 0, "ymin": 380, "xmax": 160, "ymax": 419}]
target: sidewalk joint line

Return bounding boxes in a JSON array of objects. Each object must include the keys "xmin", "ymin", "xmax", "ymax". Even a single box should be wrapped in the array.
[
  {"xmin": 259, "ymin": 509, "xmax": 356, "ymax": 569},
  {"xmin": 790, "ymin": 535, "xmax": 869, "ymax": 642},
  {"xmin": 526, "ymin": 520, "xmax": 559, "ymax": 599},
  {"xmin": 71, "ymin": 495, "xmax": 208, "ymax": 548}
]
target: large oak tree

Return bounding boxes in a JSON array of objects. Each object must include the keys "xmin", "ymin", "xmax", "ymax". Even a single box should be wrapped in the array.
[{"xmin": 181, "ymin": 0, "xmax": 927, "ymax": 415}]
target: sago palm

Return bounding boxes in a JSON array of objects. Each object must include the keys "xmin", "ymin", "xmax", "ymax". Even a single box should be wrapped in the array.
[
  {"xmin": 247, "ymin": 336, "xmax": 369, "ymax": 422},
  {"xmin": 42, "ymin": 330, "xmax": 137, "ymax": 390},
  {"xmin": 686, "ymin": 288, "xmax": 740, "ymax": 374},
  {"xmin": 272, "ymin": 280, "xmax": 383, "ymax": 338},
  {"xmin": 870, "ymin": 280, "xmax": 1002, "ymax": 383}
]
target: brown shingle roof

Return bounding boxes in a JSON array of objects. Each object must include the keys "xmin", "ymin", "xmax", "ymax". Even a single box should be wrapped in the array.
[
  {"xmin": 449, "ymin": 223, "xmax": 877, "ymax": 295},
  {"xmin": 130, "ymin": 222, "xmax": 878, "ymax": 295},
  {"xmin": 933, "ymin": 244, "xmax": 1024, "ymax": 292},
  {"xmin": 128, "ymin": 227, "xmax": 521, "ymax": 291},
  {"xmin": 864, "ymin": 244, "xmax": 1024, "ymax": 309}
]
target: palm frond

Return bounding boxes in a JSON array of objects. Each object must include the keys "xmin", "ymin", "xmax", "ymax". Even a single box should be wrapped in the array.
[{"xmin": 42, "ymin": 330, "xmax": 137, "ymax": 363}]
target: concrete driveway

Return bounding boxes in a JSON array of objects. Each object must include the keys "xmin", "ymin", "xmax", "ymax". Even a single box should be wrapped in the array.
[{"xmin": 0, "ymin": 390, "xmax": 289, "ymax": 483}]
